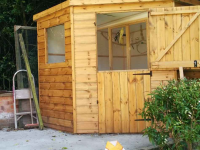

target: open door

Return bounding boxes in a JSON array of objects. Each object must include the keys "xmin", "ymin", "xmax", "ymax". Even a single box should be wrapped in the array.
[{"xmin": 149, "ymin": 6, "xmax": 200, "ymax": 69}]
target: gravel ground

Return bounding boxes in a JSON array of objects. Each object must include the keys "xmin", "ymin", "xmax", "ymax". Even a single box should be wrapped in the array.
[{"xmin": 0, "ymin": 128, "xmax": 152, "ymax": 150}]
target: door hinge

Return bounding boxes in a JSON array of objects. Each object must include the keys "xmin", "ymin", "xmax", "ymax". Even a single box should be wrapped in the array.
[
  {"xmin": 135, "ymin": 119, "xmax": 151, "ymax": 121},
  {"xmin": 97, "ymin": 100, "xmax": 98, "ymax": 104},
  {"xmin": 194, "ymin": 60, "xmax": 197, "ymax": 67},
  {"xmin": 133, "ymin": 71, "xmax": 152, "ymax": 76}
]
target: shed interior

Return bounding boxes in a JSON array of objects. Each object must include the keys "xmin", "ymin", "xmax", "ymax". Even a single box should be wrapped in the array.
[{"xmin": 97, "ymin": 12, "xmax": 148, "ymax": 71}]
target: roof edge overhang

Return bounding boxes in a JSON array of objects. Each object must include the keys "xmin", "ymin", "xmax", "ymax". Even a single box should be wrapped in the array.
[
  {"xmin": 33, "ymin": 0, "xmax": 166, "ymax": 21},
  {"xmin": 33, "ymin": 1, "xmax": 70, "ymax": 21},
  {"xmin": 33, "ymin": 0, "xmax": 200, "ymax": 21}
]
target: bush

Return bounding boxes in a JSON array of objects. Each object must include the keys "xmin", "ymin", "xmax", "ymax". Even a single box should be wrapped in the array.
[{"xmin": 142, "ymin": 78, "xmax": 200, "ymax": 150}]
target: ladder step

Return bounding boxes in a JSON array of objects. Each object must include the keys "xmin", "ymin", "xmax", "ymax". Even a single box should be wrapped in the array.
[
  {"xmin": 16, "ymin": 111, "xmax": 36, "ymax": 115},
  {"xmin": 15, "ymin": 88, "xmax": 33, "ymax": 99}
]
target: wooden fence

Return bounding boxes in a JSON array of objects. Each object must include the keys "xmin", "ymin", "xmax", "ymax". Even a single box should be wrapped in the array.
[{"xmin": 97, "ymin": 70, "xmax": 151, "ymax": 133}]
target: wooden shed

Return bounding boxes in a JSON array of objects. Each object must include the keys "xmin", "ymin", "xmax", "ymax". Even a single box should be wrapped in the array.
[{"xmin": 33, "ymin": 0, "xmax": 200, "ymax": 134}]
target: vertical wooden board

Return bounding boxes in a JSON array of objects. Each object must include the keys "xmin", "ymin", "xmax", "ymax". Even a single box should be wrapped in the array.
[
  {"xmin": 128, "ymin": 72, "xmax": 137, "ymax": 133},
  {"xmin": 104, "ymin": 72, "xmax": 113, "ymax": 133},
  {"xmin": 149, "ymin": 8, "xmax": 157, "ymax": 62},
  {"xmin": 182, "ymin": 7, "xmax": 191, "ymax": 61},
  {"xmin": 143, "ymin": 71, "xmax": 151, "ymax": 100},
  {"xmin": 126, "ymin": 26, "xmax": 130, "ymax": 69},
  {"xmin": 44, "ymin": 29, "xmax": 48, "ymax": 64},
  {"xmin": 173, "ymin": 7, "xmax": 182, "ymax": 61},
  {"xmin": 190, "ymin": 6, "xmax": 199, "ymax": 60},
  {"xmin": 164, "ymin": 8, "xmax": 174, "ymax": 61},
  {"xmin": 37, "ymin": 22, "xmax": 41, "ymax": 108},
  {"xmin": 135, "ymin": 71, "xmax": 146, "ymax": 132},
  {"xmin": 157, "ymin": 8, "xmax": 165, "ymax": 62},
  {"xmin": 70, "ymin": 7, "xmax": 77, "ymax": 133},
  {"xmin": 112, "ymin": 72, "xmax": 122, "ymax": 133},
  {"xmin": 97, "ymin": 73, "xmax": 106, "ymax": 133},
  {"xmin": 143, "ymin": 71, "xmax": 151, "ymax": 128},
  {"xmin": 108, "ymin": 28, "xmax": 113, "ymax": 70},
  {"xmin": 120, "ymin": 72, "xmax": 129, "ymax": 133},
  {"xmin": 199, "ymin": 6, "xmax": 200, "ymax": 60},
  {"xmin": 146, "ymin": 20, "xmax": 150, "ymax": 69}
]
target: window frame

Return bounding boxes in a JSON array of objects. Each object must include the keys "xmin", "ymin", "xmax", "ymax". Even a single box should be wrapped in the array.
[
  {"xmin": 45, "ymin": 24, "xmax": 66, "ymax": 64},
  {"xmin": 97, "ymin": 19, "xmax": 149, "ymax": 71}
]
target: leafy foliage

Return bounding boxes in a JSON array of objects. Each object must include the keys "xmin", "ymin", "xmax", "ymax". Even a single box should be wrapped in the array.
[
  {"xmin": 142, "ymin": 79, "xmax": 200, "ymax": 150},
  {"xmin": 0, "ymin": 0, "xmax": 65, "ymax": 90}
]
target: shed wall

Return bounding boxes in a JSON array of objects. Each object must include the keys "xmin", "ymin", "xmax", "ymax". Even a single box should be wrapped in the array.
[
  {"xmin": 71, "ymin": 1, "xmax": 174, "ymax": 133},
  {"xmin": 151, "ymin": 70, "xmax": 177, "ymax": 91},
  {"xmin": 37, "ymin": 7, "xmax": 73, "ymax": 132},
  {"xmin": 149, "ymin": 6, "xmax": 200, "ymax": 69}
]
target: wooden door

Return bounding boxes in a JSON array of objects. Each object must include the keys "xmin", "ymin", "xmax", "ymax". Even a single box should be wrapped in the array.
[
  {"xmin": 149, "ymin": 6, "xmax": 200, "ymax": 69},
  {"xmin": 97, "ymin": 70, "xmax": 151, "ymax": 133}
]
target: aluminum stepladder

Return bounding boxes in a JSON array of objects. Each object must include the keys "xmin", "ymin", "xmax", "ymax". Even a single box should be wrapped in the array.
[{"xmin": 13, "ymin": 70, "xmax": 38, "ymax": 129}]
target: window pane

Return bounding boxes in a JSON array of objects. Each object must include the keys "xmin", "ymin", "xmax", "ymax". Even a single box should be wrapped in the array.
[
  {"xmin": 130, "ymin": 23, "xmax": 148, "ymax": 69},
  {"xmin": 47, "ymin": 25, "xmax": 65, "ymax": 64},
  {"xmin": 97, "ymin": 29, "xmax": 109, "ymax": 71},
  {"xmin": 112, "ymin": 27, "xmax": 127, "ymax": 70}
]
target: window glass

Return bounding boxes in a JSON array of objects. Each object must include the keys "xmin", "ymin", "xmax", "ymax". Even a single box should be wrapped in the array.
[
  {"xmin": 97, "ymin": 12, "xmax": 148, "ymax": 71},
  {"xmin": 112, "ymin": 27, "xmax": 127, "ymax": 70},
  {"xmin": 47, "ymin": 25, "xmax": 65, "ymax": 64},
  {"xmin": 130, "ymin": 23, "xmax": 148, "ymax": 69},
  {"xmin": 97, "ymin": 29, "xmax": 109, "ymax": 71}
]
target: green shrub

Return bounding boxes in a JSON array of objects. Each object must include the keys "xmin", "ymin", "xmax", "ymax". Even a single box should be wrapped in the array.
[{"xmin": 142, "ymin": 78, "xmax": 200, "ymax": 150}]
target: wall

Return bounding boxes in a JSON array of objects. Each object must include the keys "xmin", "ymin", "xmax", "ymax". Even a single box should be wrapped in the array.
[
  {"xmin": 149, "ymin": 6, "xmax": 200, "ymax": 68},
  {"xmin": 0, "ymin": 93, "xmax": 15, "ymax": 128},
  {"xmin": 37, "ymin": 7, "xmax": 73, "ymax": 132},
  {"xmin": 71, "ymin": 1, "xmax": 174, "ymax": 133},
  {"xmin": 151, "ymin": 70, "xmax": 177, "ymax": 91}
]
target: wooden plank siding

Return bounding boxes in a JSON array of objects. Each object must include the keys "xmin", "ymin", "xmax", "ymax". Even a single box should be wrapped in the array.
[
  {"xmin": 37, "ymin": 7, "xmax": 73, "ymax": 132},
  {"xmin": 149, "ymin": 6, "xmax": 200, "ymax": 69},
  {"xmin": 98, "ymin": 71, "xmax": 151, "ymax": 133},
  {"xmin": 72, "ymin": 12, "xmax": 98, "ymax": 133},
  {"xmin": 151, "ymin": 70, "xmax": 177, "ymax": 91}
]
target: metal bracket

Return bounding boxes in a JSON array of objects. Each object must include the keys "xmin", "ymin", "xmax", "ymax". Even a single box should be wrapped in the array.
[
  {"xmin": 133, "ymin": 71, "xmax": 152, "ymax": 76},
  {"xmin": 194, "ymin": 60, "xmax": 197, "ymax": 67},
  {"xmin": 135, "ymin": 119, "xmax": 151, "ymax": 121}
]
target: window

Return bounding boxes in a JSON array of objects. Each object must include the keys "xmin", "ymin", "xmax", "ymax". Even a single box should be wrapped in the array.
[
  {"xmin": 112, "ymin": 26, "xmax": 127, "ymax": 70},
  {"xmin": 97, "ymin": 12, "xmax": 148, "ymax": 71},
  {"xmin": 47, "ymin": 25, "xmax": 65, "ymax": 64},
  {"xmin": 130, "ymin": 23, "xmax": 148, "ymax": 69}
]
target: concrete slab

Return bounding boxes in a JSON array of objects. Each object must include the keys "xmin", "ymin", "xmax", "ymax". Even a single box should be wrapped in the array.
[{"xmin": 0, "ymin": 128, "xmax": 152, "ymax": 150}]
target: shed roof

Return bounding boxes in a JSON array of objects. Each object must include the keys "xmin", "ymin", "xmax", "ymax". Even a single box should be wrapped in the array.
[{"xmin": 33, "ymin": 0, "xmax": 200, "ymax": 21}]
